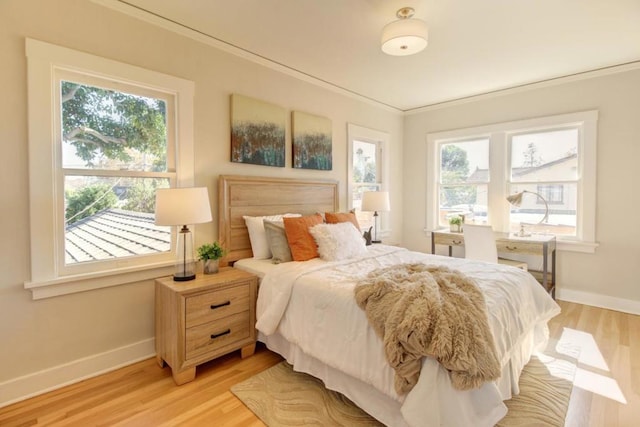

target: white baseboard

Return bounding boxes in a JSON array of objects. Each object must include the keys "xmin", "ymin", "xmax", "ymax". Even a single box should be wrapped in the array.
[
  {"xmin": 557, "ymin": 288, "xmax": 640, "ymax": 316},
  {"xmin": 0, "ymin": 338, "xmax": 155, "ymax": 409}
]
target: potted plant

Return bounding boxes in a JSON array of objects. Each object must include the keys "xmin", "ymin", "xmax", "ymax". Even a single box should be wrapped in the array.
[
  {"xmin": 197, "ymin": 242, "xmax": 226, "ymax": 274},
  {"xmin": 448, "ymin": 216, "xmax": 463, "ymax": 233}
]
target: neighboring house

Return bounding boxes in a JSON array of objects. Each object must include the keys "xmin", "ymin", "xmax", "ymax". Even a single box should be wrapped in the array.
[
  {"xmin": 65, "ymin": 209, "xmax": 170, "ymax": 264},
  {"xmin": 467, "ymin": 153, "xmax": 577, "ymax": 215}
]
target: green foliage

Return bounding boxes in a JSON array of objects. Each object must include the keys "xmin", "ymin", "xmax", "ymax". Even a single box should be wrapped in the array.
[
  {"xmin": 121, "ymin": 179, "xmax": 166, "ymax": 213},
  {"xmin": 353, "ymin": 147, "xmax": 377, "ymax": 183},
  {"xmin": 522, "ymin": 142, "xmax": 543, "ymax": 167},
  {"xmin": 448, "ymin": 216, "xmax": 462, "ymax": 225},
  {"xmin": 441, "ymin": 145, "xmax": 470, "ymax": 184},
  {"xmin": 197, "ymin": 242, "xmax": 226, "ymax": 260},
  {"xmin": 61, "ymin": 81, "xmax": 168, "ymax": 222},
  {"xmin": 61, "ymin": 81, "xmax": 167, "ymax": 170},
  {"xmin": 440, "ymin": 145, "xmax": 475, "ymax": 207},
  {"xmin": 66, "ymin": 183, "xmax": 118, "ymax": 225}
]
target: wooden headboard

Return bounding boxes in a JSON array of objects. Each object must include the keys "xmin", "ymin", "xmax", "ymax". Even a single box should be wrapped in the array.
[{"xmin": 218, "ymin": 175, "xmax": 339, "ymax": 265}]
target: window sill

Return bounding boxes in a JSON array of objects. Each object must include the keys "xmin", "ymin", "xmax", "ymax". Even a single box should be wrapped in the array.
[
  {"xmin": 556, "ymin": 239, "xmax": 599, "ymax": 254},
  {"xmin": 24, "ymin": 261, "xmax": 175, "ymax": 300}
]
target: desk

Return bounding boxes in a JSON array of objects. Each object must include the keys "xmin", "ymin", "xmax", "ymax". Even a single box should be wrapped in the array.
[{"xmin": 431, "ymin": 230, "xmax": 556, "ymax": 298}]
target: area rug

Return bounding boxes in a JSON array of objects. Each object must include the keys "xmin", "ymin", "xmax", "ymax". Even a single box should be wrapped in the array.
[{"xmin": 231, "ymin": 340, "xmax": 578, "ymax": 426}]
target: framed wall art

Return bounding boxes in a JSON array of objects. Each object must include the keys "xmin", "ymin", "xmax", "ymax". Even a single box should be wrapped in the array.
[
  {"xmin": 230, "ymin": 94, "xmax": 286, "ymax": 167},
  {"xmin": 292, "ymin": 111, "xmax": 332, "ymax": 170}
]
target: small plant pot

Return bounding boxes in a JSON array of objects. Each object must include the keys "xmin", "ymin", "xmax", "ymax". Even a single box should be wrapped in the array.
[
  {"xmin": 203, "ymin": 259, "xmax": 219, "ymax": 274},
  {"xmin": 450, "ymin": 224, "xmax": 461, "ymax": 233}
]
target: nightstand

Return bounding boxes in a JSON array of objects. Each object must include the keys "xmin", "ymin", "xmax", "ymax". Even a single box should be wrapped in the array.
[{"xmin": 155, "ymin": 267, "xmax": 258, "ymax": 385}]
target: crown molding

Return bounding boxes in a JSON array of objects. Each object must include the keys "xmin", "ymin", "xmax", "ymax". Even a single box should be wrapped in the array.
[{"xmin": 404, "ymin": 60, "xmax": 640, "ymax": 115}]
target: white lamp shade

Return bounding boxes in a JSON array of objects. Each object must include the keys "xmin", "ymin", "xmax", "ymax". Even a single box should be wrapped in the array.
[
  {"xmin": 381, "ymin": 18, "xmax": 428, "ymax": 56},
  {"xmin": 155, "ymin": 187, "xmax": 212, "ymax": 226},
  {"xmin": 361, "ymin": 191, "xmax": 390, "ymax": 212}
]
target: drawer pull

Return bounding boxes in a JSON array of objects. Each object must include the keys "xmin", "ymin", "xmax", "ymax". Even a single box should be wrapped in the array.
[
  {"xmin": 505, "ymin": 245, "xmax": 518, "ymax": 251},
  {"xmin": 210, "ymin": 301, "xmax": 231, "ymax": 310},
  {"xmin": 452, "ymin": 240, "xmax": 463, "ymax": 245},
  {"xmin": 211, "ymin": 329, "xmax": 231, "ymax": 340}
]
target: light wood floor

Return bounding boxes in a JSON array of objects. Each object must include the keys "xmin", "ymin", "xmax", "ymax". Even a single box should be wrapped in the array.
[{"xmin": 1, "ymin": 301, "xmax": 638, "ymax": 426}]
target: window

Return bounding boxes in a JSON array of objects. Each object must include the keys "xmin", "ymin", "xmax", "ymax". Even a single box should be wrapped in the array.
[
  {"xmin": 509, "ymin": 129, "xmax": 578, "ymax": 236},
  {"xmin": 427, "ymin": 111, "xmax": 598, "ymax": 253},
  {"xmin": 347, "ymin": 124, "xmax": 389, "ymax": 233},
  {"xmin": 437, "ymin": 138, "xmax": 489, "ymax": 226},
  {"xmin": 25, "ymin": 39, "xmax": 195, "ymax": 299}
]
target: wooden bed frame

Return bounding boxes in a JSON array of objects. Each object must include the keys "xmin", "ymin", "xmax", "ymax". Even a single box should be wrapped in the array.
[{"xmin": 218, "ymin": 175, "xmax": 339, "ymax": 265}]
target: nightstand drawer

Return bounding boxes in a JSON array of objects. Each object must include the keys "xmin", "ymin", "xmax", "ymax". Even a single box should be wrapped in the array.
[
  {"xmin": 185, "ymin": 311, "xmax": 251, "ymax": 360},
  {"xmin": 185, "ymin": 283, "xmax": 250, "ymax": 328}
]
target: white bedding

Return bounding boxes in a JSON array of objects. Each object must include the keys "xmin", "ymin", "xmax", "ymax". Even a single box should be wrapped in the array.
[{"xmin": 251, "ymin": 244, "xmax": 561, "ymax": 427}]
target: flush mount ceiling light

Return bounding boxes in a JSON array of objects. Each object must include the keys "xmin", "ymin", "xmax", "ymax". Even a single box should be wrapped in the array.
[{"xmin": 381, "ymin": 7, "xmax": 428, "ymax": 56}]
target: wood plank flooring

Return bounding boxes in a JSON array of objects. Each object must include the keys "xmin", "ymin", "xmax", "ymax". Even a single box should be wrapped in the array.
[{"xmin": 1, "ymin": 301, "xmax": 638, "ymax": 426}]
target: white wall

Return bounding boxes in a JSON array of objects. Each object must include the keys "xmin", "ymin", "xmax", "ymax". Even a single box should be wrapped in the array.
[
  {"xmin": 0, "ymin": 0, "xmax": 403, "ymax": 404},
  {"xmin": 403, "ymin": 69, "xmax": 640, "ymax": 312}
]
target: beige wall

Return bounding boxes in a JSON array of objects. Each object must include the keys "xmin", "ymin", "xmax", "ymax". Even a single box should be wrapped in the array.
[
  {"xmin": 0, "ymin": 0, "xmax": 403, "ymax": 391},
  {"xmin": 403, "ymin": 69, "xmax": 640, "ymax": 307}
]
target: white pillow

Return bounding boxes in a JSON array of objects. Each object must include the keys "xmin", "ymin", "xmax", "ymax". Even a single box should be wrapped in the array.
[
  {"xmin": 309, "ymin": 222, "xmax": 367, "ymax": 261},
  {"xmin": 243, "ymin": 214, "xmax": 301, "ymax": 259}
]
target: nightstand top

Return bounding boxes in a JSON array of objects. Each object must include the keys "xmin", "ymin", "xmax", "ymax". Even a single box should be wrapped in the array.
[{"xmin": 156, "ymin": 267, "xmax": 257, "ymax": 293}]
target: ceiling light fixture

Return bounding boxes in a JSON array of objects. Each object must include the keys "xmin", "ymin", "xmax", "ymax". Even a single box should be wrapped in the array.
[{"xmin": 381, "ymin": 7, "xmax": 428, "ymax": 56}]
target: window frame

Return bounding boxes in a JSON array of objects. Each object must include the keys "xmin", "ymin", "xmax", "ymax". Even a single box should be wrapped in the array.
[
  {"xmin": 25, "ymin": 38, "xmax": 195, "ymax": 299},
  {"xmin": 426, "ymin": 110, "xmax": 598, "ymax": 253},
  {"xmin": 347, "ymin": 124, "xmax": 389, "ymax": 235}
]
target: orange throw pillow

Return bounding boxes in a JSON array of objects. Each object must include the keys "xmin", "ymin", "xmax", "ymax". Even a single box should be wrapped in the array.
[
  {"xmin": 325, "ymin": 211, "xmax": 360, "ymax": 230},
  {"xmin": 283, "ymin": 213, "xmax": 324, "ymax": 261}
]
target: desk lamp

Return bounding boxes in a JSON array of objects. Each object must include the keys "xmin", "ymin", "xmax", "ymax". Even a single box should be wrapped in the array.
[{"xmin": 506, "ymin": 190, "xmax": 549, "ymax": 237}]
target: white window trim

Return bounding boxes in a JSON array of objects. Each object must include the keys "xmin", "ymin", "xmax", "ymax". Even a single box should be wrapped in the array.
[
  {"xmin": 347, "ymin": 123, "xmax": 390, "ymax": 237},
  {"xmin": 426, "ymin": 110, "xmax": 598, "ymax": 253},
  {"xmin": 24, "ymin": 38, "xmax": 195, "ymax": 299}
]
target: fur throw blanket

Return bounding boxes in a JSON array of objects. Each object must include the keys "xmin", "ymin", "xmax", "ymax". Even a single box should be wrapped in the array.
[{"xmin": 354, "ymin": 263, "xmax": 501, "ymax": 394}]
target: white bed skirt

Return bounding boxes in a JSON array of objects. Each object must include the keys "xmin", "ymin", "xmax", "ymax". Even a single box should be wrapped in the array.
[{"xmin": 258, "ymin": 320, "xmax": 550, "ymax": 427}]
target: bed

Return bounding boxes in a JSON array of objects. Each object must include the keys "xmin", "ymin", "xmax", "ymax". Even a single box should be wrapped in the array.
[{"xmin": 218, "ymin": 175, "xmax": 561, "ymax": 427}]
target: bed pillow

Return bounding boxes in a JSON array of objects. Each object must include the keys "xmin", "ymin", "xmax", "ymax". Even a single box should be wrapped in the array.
[
  {"xmin": 283, "ymin": 213, "xmax": 324, "ymax": 261},
  {"xmin": 263, "ymin": 219, "xmax": 293, "ymax": 263},
  {"xmin": 243, "ymin": 213, "xmax": 301, "ymax": 259},
  {"xmin": 309, "ymin": 222, "xmax": 367, "ymax": 261},
  {"xmin": 325, "ymin": 211, "xmax": 360, "ymax": 230}
]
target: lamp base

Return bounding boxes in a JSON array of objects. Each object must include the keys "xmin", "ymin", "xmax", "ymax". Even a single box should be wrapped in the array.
[
  {"xmin": 173, "ymin": 273, "xmax": 196, "ymax": 282},
  {"xmin": 515, "ymin": 223, "xmax": 531, "ymax": 237}
]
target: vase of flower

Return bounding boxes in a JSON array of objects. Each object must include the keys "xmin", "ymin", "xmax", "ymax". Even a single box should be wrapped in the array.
[
  {"xmin": 203, "ymin": 259, "xmax": 219, "ymax": 274},
  {"xmin": 448, "ymin": 216, "xmax": 463, "ymax": 233},
  {"xmin": 197, "ymin": 242, "xmax": 226, "ymax": 274}
]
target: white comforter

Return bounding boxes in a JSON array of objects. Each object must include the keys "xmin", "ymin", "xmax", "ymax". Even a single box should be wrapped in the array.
[{"xmin": 256, "ymin": 245, "xmax": 560, "ymax": 427}]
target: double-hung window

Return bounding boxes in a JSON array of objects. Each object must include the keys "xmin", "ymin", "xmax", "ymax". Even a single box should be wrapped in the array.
[
  {"xmin": 508, "ymin": 128, "xmax": 579, "ymax": 236},
  {"xmin": 347, "ymin": 124, "xmax": 389, "ymax": 233},
  {"xmin": 25, "ymin": 39, "xmax": 195, "ymax": 299},
  {"xmin": 427, "ymin": 110, "xmax": 598, "ymax": 253}
]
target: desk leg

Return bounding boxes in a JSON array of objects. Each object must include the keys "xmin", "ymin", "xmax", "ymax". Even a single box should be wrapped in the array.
[
  {"xmin": 431, "ymin": 234, "xmax": 435, "ymax": 254},
  {"xmin": 542, "ymin": 243, "xmax": 549, "ymax": 292},
  {"xmin": 551, "ymin": 248, "xmax": 556, "ymax": 299}
]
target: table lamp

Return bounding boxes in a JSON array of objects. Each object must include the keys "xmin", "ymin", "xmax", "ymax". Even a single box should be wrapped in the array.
[
  {"xmin": 155, "ymin": 187, "xmax": 212, "ymax": 281},
  {"xmin": 506, "ymin": 190, "xmax": 549, "ymax": 237},
  {"xmin": 361, "ymin": 191, "xmax": 390, "ymax": 243}
]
